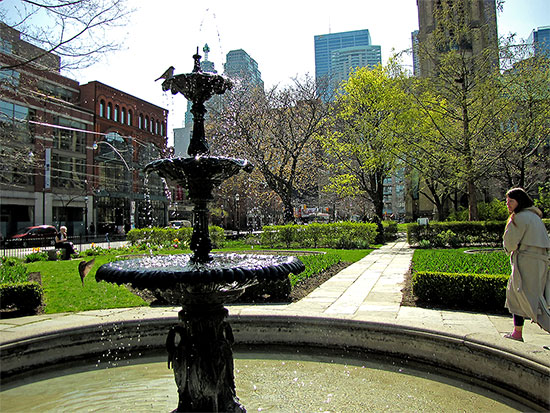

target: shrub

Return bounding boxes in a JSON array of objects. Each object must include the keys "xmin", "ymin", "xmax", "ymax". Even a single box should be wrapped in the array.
[
  {"xmin": 261, "ymin": 222, "xmax": 377, "ymax": 249},
  {"xmin": 407, "ymin": 221, "xmax": 510, "ymax": 247},
  {"xmin": 25, "ymin": 251, "xmax": 49, "ymax": 263},
  {"xmin": 0, "ymin": 282, "xmax": 43, "ymax": 314},
  {"xmin": 412, "ymin": 271, "xmax": 508, "ymax": 312},
  {"xmin": 0, "ymin": 257, "xmax": 28, "ymax": 283}
]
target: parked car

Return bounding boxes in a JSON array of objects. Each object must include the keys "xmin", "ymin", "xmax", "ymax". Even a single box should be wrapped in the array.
[
  {"xmin": 7, "ymin": 225, "xmax": 58, "ymax": 248},
  {"xmin": 169, "ymin": 220, "xmax": 192, "ymax": 229}
]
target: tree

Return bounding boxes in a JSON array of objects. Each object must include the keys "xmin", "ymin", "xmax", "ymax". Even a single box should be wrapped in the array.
[
  {"xmin": 412, "ymin": 0, "xmax": 507, "ymax": 220},
  {"xmin": 318, "ymin": 61, "xmax": 412, "ymax": 219},
  {"xmin": 496, "ymin": 42, "xmax": 550, "ymax": 191},
  {"xmin": 1, "ymin": 0, "xmax": 132, "ymax": 71},
  {"xmin": 210, "ymin": 76, "xmax": 329, "ymax": 223}
]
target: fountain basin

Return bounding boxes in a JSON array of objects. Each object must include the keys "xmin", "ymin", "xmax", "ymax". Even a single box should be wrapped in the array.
[
  {"xmin": 1, "ymin": 313, "xmax": 548, "ymax": 410},
  {"xmin": 96, "ymin": 253, "xmax": 304, "ymax": 291}
]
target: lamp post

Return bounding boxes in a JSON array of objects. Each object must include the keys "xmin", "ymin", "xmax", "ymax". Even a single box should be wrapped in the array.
[
  {"xmin": 235, "ymin": 193, "xmax": 240, "ymax": 235},
  {"xmin": 84, "ymin": 195, "xmax": 88, "ymax": 241}
]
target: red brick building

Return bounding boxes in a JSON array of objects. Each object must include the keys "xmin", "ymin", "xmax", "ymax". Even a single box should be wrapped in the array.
[
  {"xmin": 1, "ymin": 23, "xmax": 94, "ymax": 237},
  {"xmin": 79, "ymin": 81, "xmax": 168, "ymax": 233}
]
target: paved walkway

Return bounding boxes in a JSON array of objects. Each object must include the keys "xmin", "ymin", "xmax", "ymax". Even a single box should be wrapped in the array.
[{"xmin": 1, "ymin": 239, "xmax": 549, "ymax": 362}]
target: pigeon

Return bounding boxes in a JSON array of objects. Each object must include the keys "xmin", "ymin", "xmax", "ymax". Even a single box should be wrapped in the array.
[
  {"xmin": 78, "ymin": 258, "xmax": 95, "ymax": 286},
  {"xmin": 155, "ymin": 66, "xmax": 175, "ymax": 82}
]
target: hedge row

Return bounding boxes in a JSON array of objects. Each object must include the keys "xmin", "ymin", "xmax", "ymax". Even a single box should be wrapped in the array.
[
  {"xmin": 0, "ymin": 282, "xmax": 43, "ymax": 314},
  {"xmin": 412, "ymin": 271, "xmax": 508, "ymax": 312},
  {"xmin": 126, "ymin": 226, "xmax": 225, "ymax": 248},
  {"xmin": 261, "ymin": 222, "xmax": 378, "ymax": 249},
  {"xmin": 408, "ymin": 219, "xmax": 550, "ymax": 248}
]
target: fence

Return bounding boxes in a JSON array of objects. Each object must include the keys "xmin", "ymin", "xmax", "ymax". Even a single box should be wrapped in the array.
[{"xmin": 1, "ymin": 234, "xmax": 128, "ymax": 259}]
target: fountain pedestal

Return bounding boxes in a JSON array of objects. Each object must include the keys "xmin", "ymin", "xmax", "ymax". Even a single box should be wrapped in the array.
[{"xmin": 167, "ymin": 305, "xmax": 244, "ymax": 412}]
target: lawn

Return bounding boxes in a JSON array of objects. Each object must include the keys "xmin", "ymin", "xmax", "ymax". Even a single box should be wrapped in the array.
[
  {"xmin": 26, "ymin": 246, "xmax": 372, "ymax": 314},
  {"xmin": 411, "ymin": 247, "xmax": 510, "ymax": 275}
]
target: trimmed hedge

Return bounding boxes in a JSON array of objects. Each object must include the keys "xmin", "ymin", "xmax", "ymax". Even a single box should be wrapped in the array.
[
  {"xmin": 126, "ymin": 226, "xmax": 225, "ymax": 248},
  {"xmin": 412, "ymin": 271, "xmax": 508, "ymax": 312},
  {"xmin": 261, "ymin": 222, "xmax": 377, "ymax": 249},
  {"xmin": 408, "ymin": 219, "xmax": 550, "ymax": 248},
  {"xmin": 0, "ymin": 282, "xmax": 43, "ymax": 314}
]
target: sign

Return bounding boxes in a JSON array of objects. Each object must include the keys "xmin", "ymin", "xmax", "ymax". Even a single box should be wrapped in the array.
[{"xmin": 44, "ymin": 148, "xmax": 51, "ymax": 189}]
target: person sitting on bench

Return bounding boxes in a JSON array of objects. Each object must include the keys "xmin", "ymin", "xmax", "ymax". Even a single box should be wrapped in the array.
[{"xmin": 55, "ymin": 226, "xmax": 77, "ymax": 259}]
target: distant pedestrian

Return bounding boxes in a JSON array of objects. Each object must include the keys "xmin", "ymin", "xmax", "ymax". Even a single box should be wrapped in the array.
[
  {"xmin": 55, "ymin": 226, "xmax": 77, "ymax": 259},
  {"xmin": 503, "ymin": 188, "xmax": 550, "ymax": 342}
]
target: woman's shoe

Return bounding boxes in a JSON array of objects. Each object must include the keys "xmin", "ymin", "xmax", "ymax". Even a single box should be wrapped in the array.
[{"xmin": 503, "ymin": 332, "xmax": 524, "ymax": 342}]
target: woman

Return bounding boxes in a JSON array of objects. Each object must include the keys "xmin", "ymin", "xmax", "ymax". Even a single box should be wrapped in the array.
[
  {"xmin": 55, "ymin": 225, "xmax": 77, "ymax": 259},
  {"xmin": 503, "ymin": 188, "xmax": 550, "ymax": 341}
]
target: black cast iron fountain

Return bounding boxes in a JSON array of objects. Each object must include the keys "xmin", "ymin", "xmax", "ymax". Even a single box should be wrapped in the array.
[{"xmin": 95, "ymin": 50, "xmax": 305, "ymax": 413}]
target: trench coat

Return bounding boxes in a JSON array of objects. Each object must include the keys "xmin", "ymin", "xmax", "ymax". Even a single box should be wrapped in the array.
[{"xmin": 503, "ymin": 207, "xmax": 550, "ymax": 333}]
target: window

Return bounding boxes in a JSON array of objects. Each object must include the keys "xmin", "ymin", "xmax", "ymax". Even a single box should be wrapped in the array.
[
  {"xmin": 37, "ymin": 81, "xmax": 74, "ymax": 102},
  {"xmin": 114, "ymin": 105, "xmax": 119, "ymax": 122},
  {"xmin": 139, "ymin": 114, "xmax": 143, "ymax": 129},
  {"xmin": 144, "ymin": 116, "xmax": 149, "ymax": 131},
  {"xmin": 1, "ymin": 39, "xmax": 12, "ymax": 54},
  {"xmin": 155, "ymin": 120, "xmax": 159, "ymax": 135},
  {"xmin": 51, "ymin": 154, "xmax": 86, "ymax": 189},
  {"xmin": 99, "ymin": 100, "xmax": 105, "ymax": 117},
  {"xmin": 121, "ymin": 107, "xmax": 126, "ymax": 124},
  {"xmin": 52, "ymin": 117, "xmax": 87, "ymax": 153},
  {"xmin": 127, "ymin": 110, "xmax": 132, "ymax": 126},
  {"xmin": 107, "ymin": 103, "xmax": 112, "ymax": 120},
  {"xmin": 0, "ymin": 69, "xmax": 20, "ymax": 90},
  {"xmin": 0, "ymin": 99, "xmax": 32, "ymax": 143}
]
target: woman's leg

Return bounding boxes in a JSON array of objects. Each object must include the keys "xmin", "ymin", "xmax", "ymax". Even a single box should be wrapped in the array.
[{"xmin": 510, "ymin": 314, "xmax": 524, "ymax": 339}]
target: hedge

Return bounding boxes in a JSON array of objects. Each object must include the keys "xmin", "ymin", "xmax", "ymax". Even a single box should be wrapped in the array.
[
  {"xmin": 408, "ymin": 219, "xmax": 550, "ymax": 248},
  {"xmin": 0, "ymin": 282, "xmax": 43, "ymax": 314},
  {"xmin": 261, "ymin": 222, "xmax": 377, "ymax": 249},
  {"xmin": 126, "ymin": 226, "xmax": 225, "ymax": 248},
  {"xmin": 412, "ymin": 271, "xmax": 508, "ymax": 312}
]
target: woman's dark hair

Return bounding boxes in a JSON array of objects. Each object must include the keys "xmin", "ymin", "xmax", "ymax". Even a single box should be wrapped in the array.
[{"xmin": 506, "ymin": 187, "xmax": 534, "ymax": 213}]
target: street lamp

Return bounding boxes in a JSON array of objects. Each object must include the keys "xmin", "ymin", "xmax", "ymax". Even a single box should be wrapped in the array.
[
  {"xmin": 235, "ymin": 193, "xmax": 240, "ymax": 235},
  {"xmin": 84, "ymin": 195, "xmax": 88, "ymax": 241},
  {"xmin": 93, "ymin": 140, "xmax": 131, "ymax": 171}
]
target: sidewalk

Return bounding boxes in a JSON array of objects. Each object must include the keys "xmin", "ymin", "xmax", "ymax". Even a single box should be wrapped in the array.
[{"xmin": 1, "ymin": 239, "xmax": 548, "ymax": 362}]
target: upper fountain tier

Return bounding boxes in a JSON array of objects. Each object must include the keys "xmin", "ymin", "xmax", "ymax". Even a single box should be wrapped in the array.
[{"xmin": 160, "ymin": 48, "xmax": 233, "ymax": 105}]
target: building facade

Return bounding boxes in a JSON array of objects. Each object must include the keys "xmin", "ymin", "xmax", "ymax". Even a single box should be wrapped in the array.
[
  {"xmin": 416, "ymin": 0, "xmax": 498, "ymax": 76},
  {"xmin": 223, "ymin": 49, "xmax": 264, "ymax": 89},
  {"xmin": 0, "ymin": 23, "xmax": 169, "ymax": 240},
  {"xmin": 1, "ymin": 23, "xmax": 94, "ymax": 238},
  {"xmin": 528, "ymin": 26, "xmax": 550, "ymax": 58},
  {"xmin": 314, "ymin": 29, "xmax": 381, "ymax": 100},
  {"xmin": 79, "ymin": 81, "xmax": 168, "ymax": 233}
]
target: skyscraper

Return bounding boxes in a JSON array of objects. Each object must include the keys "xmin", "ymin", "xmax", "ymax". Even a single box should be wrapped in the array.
[
  {"xmin": 416, "ymin": 0, "xmax": 498, "ymax": 76},
  {"xmin": 314, "ymin": 29, "xmax": 381, "ymax": 100},
  {"xmin": 527, "ymin": 26, "xmax": 550, "ymax": 58},
  {"xmin": 223, "ymin": 49, "xmax": 264, "ymax": 89}
]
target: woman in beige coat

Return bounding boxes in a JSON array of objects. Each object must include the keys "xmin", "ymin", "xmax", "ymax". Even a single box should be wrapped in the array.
[{"xmin": 503, "ymin": 188, "xmax": 550, "ymax": 341}]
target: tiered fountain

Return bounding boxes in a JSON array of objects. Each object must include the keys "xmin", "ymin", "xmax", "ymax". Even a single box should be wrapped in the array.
[{"xmin": 95, "ymin": 50, "xmax": 305, "ymax": 412}]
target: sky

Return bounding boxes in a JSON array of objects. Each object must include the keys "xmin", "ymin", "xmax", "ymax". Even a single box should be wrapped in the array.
[{"xmin": 7, "ymin": 0, "xmax": 549, "ymax": 145}]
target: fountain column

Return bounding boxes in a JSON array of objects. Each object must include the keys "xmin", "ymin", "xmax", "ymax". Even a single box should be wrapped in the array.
[{"xmin": 166, "ymin": 304, "xmax": 245, "ymax": 412}]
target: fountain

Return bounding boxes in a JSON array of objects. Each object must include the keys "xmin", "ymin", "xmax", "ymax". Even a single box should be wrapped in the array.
[{"xmin": 95, "ymin": 50, "xmax": 305, "ymax": 412}]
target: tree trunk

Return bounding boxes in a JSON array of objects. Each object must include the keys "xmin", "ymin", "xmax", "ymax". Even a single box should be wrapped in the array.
[{"xmin": 468, "ymin": 180, "xmax": 478, "ymax": 221}]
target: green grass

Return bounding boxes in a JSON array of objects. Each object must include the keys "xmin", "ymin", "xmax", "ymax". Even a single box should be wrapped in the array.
[
  {"xmin": 27, "ymin": 255, "xmax": 147, "ymax": 314},
  {"xmin": 25, "ymin": 246, "xmax": 372, "ymax": 314},
  {"xmin": 412, "ymin": 248, "xmax": 510, "ymax": 275}
]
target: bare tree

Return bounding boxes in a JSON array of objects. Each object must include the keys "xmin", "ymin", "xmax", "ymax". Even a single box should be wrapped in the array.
[
  {"xmin": 1, "ymin": 0, "xmax": 132, "ymax": 71},
  {"xmin": 210, "ymin": 76, "xmax": 329, "ymax": 224}
]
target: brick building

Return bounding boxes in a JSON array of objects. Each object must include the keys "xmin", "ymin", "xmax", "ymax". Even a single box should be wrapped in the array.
[
  {"xmin": 79, "ymin": 82, "xmax": 168, "ymax": 233},
  {"xmin": 1, "ymin": 23, "xmax": 169, "ymax": 240}
]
